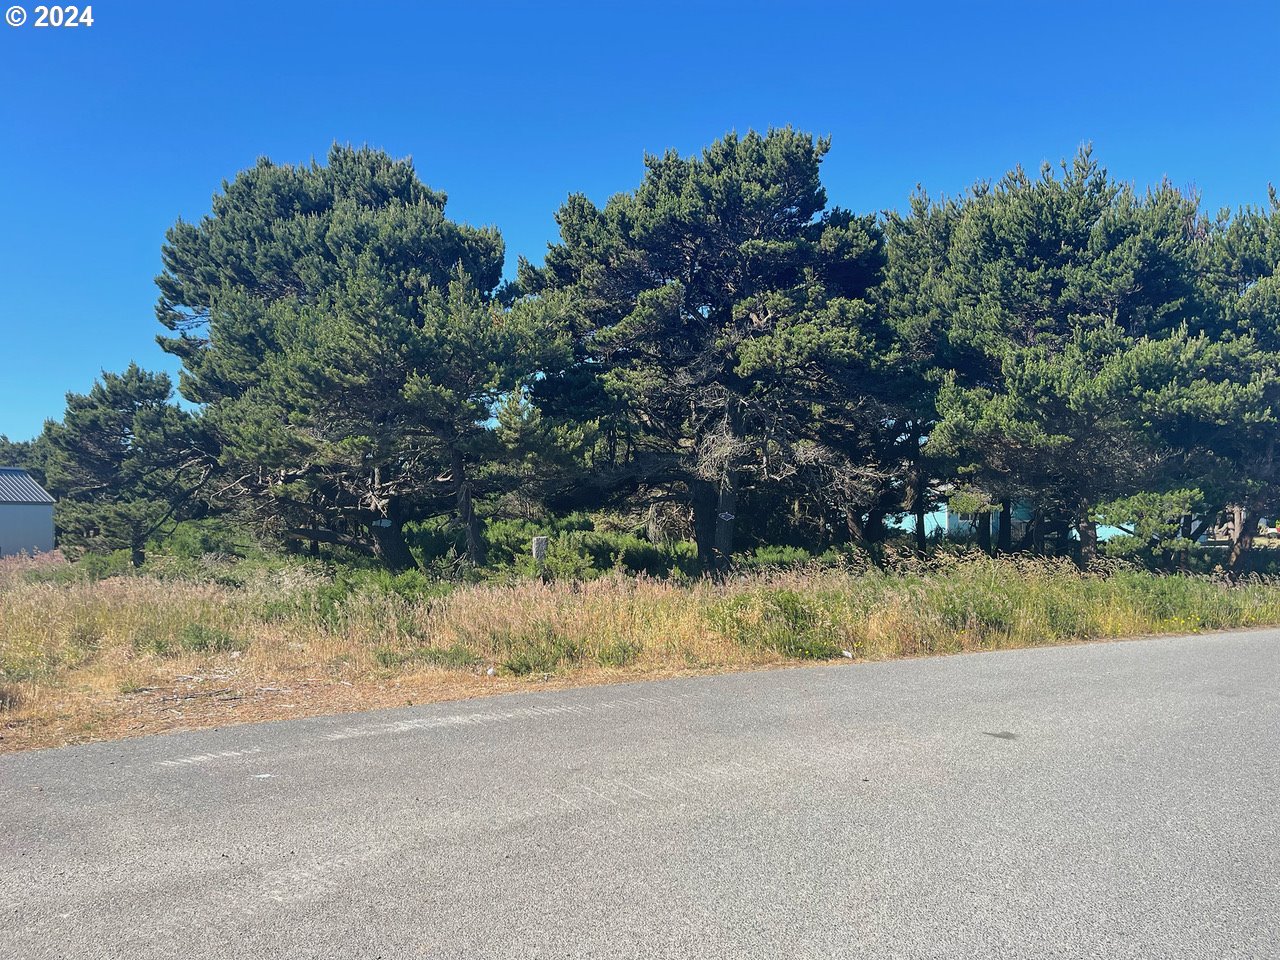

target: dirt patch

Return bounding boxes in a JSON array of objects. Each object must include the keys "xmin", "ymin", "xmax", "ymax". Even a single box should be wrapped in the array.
[{"xmin": 0, "ymin": 661, "xmax": 769, "ymax": 754}]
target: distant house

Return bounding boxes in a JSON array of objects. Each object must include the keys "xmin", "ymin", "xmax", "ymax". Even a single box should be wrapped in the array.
[
  {"xmin": 0, "ymin": 468, "xmax": 55, "ymax": 558},
  {"xmin": 896, "ymin": 501, "xmax": 1033, "ymax": 541},
  {"xmin": 945, "ymin": 502, "xmax": 1035, "ymax": 543},
  {"xmin": 919, "ymin": 500, "xmax": 1123, "ymax": 544}
]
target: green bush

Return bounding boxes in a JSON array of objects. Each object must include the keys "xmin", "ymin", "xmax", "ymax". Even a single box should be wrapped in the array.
[
  {"xmin": 500, "ymin": 623, "xmax": 585, "ymax": 675},
  {"xmin": 177, "ymin": 623, "xmax": 245, "ymax": 653},
  {"xmin": 738, "ymin": 545, "xmax": 819, "ymax": 569},
  {"xmin": 130, "ymin": 624, "xmax": 172, "ymax": 656},
  {"xmin": 23, "ymin": 550, "xmax": 136, "ymax": 585},
  {"xmin": 715, "ymin": 588, "xmax": 843, "ymax": 660},
  {"xmin": 132, "ymin": 623, "xmax": 245, "ymax": 657},
  {"xmin": 373, "ymin": 644, "xmax": 482, "ymax": 670},
  {"xmin": 596, "ymin": 638, "xmax": 642, "ymax": 668},
  {"xmin": 483, "ymin": 514, "xmax": 695, "ymax": 580},
  {"xmin": 258, "ymin": 565, "xmax": 453, "ymax": 625},
  {"xmin": 153, "ymin": 519, "xmax": 256, "ymax": 561}
]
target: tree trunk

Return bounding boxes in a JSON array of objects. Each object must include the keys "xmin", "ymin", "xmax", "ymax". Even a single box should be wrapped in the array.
[
  {"xmin": 1031, "ymin": 512, "xmax": 1045, "ymax": 555},
  {"xmin": 863, "ymin": 508, "xmax": 887, "ymax": 543},
  {"xmin": 846, "ymin": 512, "xmax": 869, "ymax": 551},
  {"xmin": 646, "ymin": 504, "xmax": 663, "ymax": 545},
  {"xmin": 691, "ymin": 479, "xmax": 718, "ymax": 571},
  {"xmin": 1227, "ymin": 506, "xmax": 1257, "ymax": 576},
  {"xmin": 997, "ymin": 499, "xmax": 1012, "ymax": 553},
  {"xmin": 130, "ymin": 538, "xmax": 146, "ymax": 568},
  {"xmin": 913, "ymin": 476, "xmax": 928, "ymax": 554},
  {"xmin": 845, "ymin": 510, "xmax": 887, "ymax": 568},
  {"xmin": 712, "ymin": 469, "xmax": 738, "ymax": 573},
  {"xmin": 309, "ymin": 490, "xmax": 320, "ymax": 557},
  {"xmin": 1077, "ymin": 516, "xmax": 1098, "ymax": 570},
  {"xmin": 370, "ymin": 508, "xmax": 415, "ymax": 573},
  {"xmin": 452, "ymin": 449, "xmax": 484, "ymax": 566},
  {"xmin": 977, "ymin": 510, "xmax": 992, "ymax": 555}
]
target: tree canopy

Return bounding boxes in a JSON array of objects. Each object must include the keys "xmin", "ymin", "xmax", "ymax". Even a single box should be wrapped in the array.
[
  {"xmin": 26, "ymin": 135, "xmax": 1280, "ymax": 575},
  {"xmin": 521, "ymin": 129, "xmax": 885, "ymax": 568}
]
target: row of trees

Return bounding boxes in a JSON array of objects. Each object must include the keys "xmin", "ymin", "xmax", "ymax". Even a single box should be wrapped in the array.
[{"xmin": 6, "ymin": 133, "xmax": 1280, "ymax": 573}]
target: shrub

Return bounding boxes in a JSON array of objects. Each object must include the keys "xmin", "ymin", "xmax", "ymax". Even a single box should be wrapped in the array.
[
  {"xmin": 153, "ymin": 519, "xmax": 255, "ymax": 561},
  {"xmin": 738, "ymin": 545, "xmax": 819, "ymax": 570},
  {"xmin": 714, "ymin": 588, "xmax": 843, "ymax": 660},
  {"xmin": 373, "ymin": 644, "xmax": 482, "ymax": 670},
  {"xmin": 484, "ymin": 514, "xmax": 694, "ymax": 580},
  {"xmin": 130, "ymin": 624, "xmax": 173, "ymax": 657},
  {"xmin": 22, "ymin": 550, "xmax": 136, "ymax": 585},
  {"xmin": 133, "ymin": 623, "xmax": 245, "ymax": 657},
  {"xmin": 596, "ymin": 638, "xmax": 642, "ymax": 668},
  {"xmin": 500, "ymin": 623, "xmax": 585, "ymax": 675},
  {"xmin": 177, "ymin": 623, "xmax": 245, "ymax": 654}
]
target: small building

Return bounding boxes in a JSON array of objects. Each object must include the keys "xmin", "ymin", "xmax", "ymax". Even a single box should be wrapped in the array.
[
  {"xmin": 0, "ymin": 468, "xmax": 55, "ymax": 558},
  {"xmin": 945, "ymin": 502, "xmax": 1034, "ymax": 543}
]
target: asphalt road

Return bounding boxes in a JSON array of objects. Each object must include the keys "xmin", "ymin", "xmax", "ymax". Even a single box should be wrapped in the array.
[{"xmin": 2, "ymin": 630, "xmax": 1278, "ymax": 959}]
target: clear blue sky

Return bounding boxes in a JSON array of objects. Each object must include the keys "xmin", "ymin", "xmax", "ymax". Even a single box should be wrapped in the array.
[{"xmin": 1, "ymin": 0, "xmax": 1277, "ymax": 441}]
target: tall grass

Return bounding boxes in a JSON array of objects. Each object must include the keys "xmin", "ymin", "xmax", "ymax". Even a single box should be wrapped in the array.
[{"xmin": 3, "ymin": 551, "xmax": 1279, "ymax": 749}]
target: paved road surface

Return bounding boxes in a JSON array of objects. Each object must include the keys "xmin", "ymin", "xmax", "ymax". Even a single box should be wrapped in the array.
[{"xmin": 3, "ymin": 630, "xmax": 1278, "ymax": 959}]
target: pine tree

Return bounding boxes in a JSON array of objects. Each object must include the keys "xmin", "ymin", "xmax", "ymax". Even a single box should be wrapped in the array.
[
  {"xmin": 521, "ymin": 129, "xmax": 885, "ymax": 570},
  {"xmin": 41, "ymin": 365, "xmax": 207, "ymax": 565},
  {"xmin": 155, "ymin": 145, "xmax": 556, "ymax": 569},
  {"xmin": 927, "ymin": 149, "xmax": 1204, "ymax": 562}
]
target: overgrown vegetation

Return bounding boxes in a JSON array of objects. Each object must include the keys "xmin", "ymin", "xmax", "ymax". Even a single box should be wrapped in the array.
[
  {"xmin": 4, "ymin": 129, "xmax": 1280, "ymax": 750},
  {"xmin": 4, "ymin": 549, "xmax": 1280, "ymax": 751},
  {"xmin": 5, "ymin": 133, "xmax": 1280, "ymax": 580}
]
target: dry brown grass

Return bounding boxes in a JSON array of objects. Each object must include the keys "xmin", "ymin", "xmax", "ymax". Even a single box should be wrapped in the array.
[{"xmin": 4, "ymin": 551, "xmax": 1280, "ymax": 753}]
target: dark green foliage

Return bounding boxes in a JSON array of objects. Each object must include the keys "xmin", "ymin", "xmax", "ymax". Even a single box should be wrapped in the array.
[
  {"xmin": 596, "ymin": 638, "xmax": 641, "ymax": 668},
  {"xmin": 476, "ymin": 514, "xmax": 696, "ymax": 579},
  {"xmin": 21, "ymin": 131, "xmax": 1278, "ymax": 582},
  {"xmin": 41, "ymin": 365, "xmax": 208, "ymax": 566},
  {"xmin": 0, "ymin": 435, "xmax": 41, "ymax": 480},
  {"xmin": 924, "ymin": 150, "xmax": 1209, "ymax": 562},
  {"xmin": 176, "ymin": 624, "xmax": 244, "ymax": 654},
  {"xmin": 737, "ymin": 544, "xmax": 858, "ymax": 570},
  {"xmin": 155, "ymin": 144, "xmax": 565, "ymax": 570},
  {"xmin": 523, "ymin": 129, "xmax": 887, "ymax": 570},
  {"xmin": 158, "ymin": 519, "xmax": 258, "ymax": 561},
  {"xmin": 1094, "ymin": 490, "xmax": 1205, "ymax": 565}
]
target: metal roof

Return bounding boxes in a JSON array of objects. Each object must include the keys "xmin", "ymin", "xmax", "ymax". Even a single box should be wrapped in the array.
[{"xmin": 0, "ymin": 468, "xmax": 54, "ymax": 504}]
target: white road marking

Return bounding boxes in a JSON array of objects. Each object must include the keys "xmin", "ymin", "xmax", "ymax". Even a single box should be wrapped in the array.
[{"xmin": 156, "ymin": 747, "xmax": 262, "ymax": 768}]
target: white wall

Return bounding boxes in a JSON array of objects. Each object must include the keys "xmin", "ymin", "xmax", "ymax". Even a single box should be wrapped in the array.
[{"xmin": 0, "ymin": 503, "xmax": 55, "ymax": 557}]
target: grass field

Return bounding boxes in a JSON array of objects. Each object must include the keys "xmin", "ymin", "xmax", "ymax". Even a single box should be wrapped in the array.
[{"xmin": 3, "ymin": 550, "xmax": 1280, "ymax": 753}]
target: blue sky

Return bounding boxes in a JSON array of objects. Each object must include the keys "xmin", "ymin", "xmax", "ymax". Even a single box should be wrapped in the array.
[{"xmin": 1, "ymin": 0, "xmax": 1277, "ymax": 440}]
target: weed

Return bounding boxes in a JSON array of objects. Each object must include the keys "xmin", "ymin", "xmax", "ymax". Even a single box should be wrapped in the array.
[
  {"xmin": 133, "ymin": 623, "xmax": 245, "ymax": 657},
  {"xmin": 596, "ymin": 638, "xmax": 642, "ymax": 668},
  {"xmin": 715, "ymin": 588, "xmax": 843, "ymax": 660},
  {"xmin": 7, "ymin": 553, "xmax": 1280, "ymax": 749},
  {"xmin": 500, "ymin": 623, "xmax": 585, "ymax": 675},
  {"xmin": 176, "ymin": 624, "xmax": 245, "ymax": 654},
  {"xmin": 373, "ymin": 644, "xmax": 482, "ymax": 670}
]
